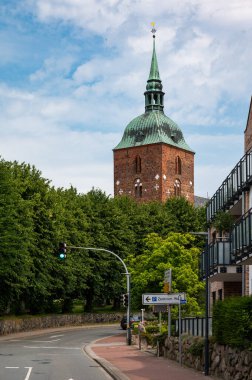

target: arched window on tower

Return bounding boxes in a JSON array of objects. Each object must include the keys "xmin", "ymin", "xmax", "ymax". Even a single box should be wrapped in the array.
[
  {"xmin": 134, "ymin": 179, "xmax": 142, "ymax": 198},
  {"xmin": 175, "ymin": 156, "xmax": 182, "ymax": 175},
  {"xmin": 174, "ymin": 179, "xmax": 181, "ymax": 197},
  {"xmin": 135, "ymin": 155, "xmax": 142, "ymax": 174}
]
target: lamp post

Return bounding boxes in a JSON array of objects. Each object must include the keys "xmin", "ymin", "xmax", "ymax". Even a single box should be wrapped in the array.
[
  {"xmin": 141, "ymin": 308, "xmax": 145, "ymax": 322},
  {"xmin": 68, "ymin": 246, "xmax": 132, "ymax": 346},
  {"xmin": 190, "ymin": 232, "xmax": 209, "ymax": 376}
]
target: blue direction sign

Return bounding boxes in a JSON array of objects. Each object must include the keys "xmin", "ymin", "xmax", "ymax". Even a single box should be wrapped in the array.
[
  {"xmin": 142, "ymin": 293, "xmax": 186, "ymax": 305},
  {"xmin": 180, "ymin": 299, "xmax": 187, "ymax": 304}
]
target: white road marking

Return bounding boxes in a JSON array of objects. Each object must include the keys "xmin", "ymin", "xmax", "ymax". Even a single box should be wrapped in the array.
[
  {"xmin": 50, "ymin": 334, "xmax": 64, "ymax": 338},
  {"xmin": 24, "ymin": 367, "xmax": 33, "ymax": 380},
  {"xmin": 32, "ymin": 339, "xmax": 61, "ymax": 343},
  {"xmin": 5, "ymin": 367, "xmax": 33, "ymax": 380},
  {"xmin": 24, "ymin": 345, "xmax": 80, "ymax": 350}
]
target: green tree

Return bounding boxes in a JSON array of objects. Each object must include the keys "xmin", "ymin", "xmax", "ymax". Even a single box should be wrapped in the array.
[
  {"xmin": 0, "ymin": 160, "xmax": 33, "ymax": 313},
  {"xmin": 128, "ymin": 232, "xmax": 205, "ymax": 315}
]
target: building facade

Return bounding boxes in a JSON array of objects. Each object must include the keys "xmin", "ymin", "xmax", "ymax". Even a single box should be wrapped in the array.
[
  {"xmin": 113, "ymin": 33, "xmax": 194, "ymax": 203},
  {"xmin": 200, "ymin": 97, "xmax": 252, "ymax": 306}
]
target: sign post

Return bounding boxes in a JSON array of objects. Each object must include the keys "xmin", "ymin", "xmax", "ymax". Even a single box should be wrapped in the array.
[
  {"xmin": 164, "ymin": 269, "xmax": 172, "ymax": 337},
  {"xmin": 163, "ymin": 269, "xmax": 172, "ymax": 293},
  {"xmin": 178, "ymin": 294, "xmax": 182, "ymax": 365}
]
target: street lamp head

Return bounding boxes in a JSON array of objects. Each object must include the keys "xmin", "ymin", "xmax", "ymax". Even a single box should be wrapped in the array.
[{"xmin": 189, "ymin": 231, "xmax": 208, "ymax": 236}]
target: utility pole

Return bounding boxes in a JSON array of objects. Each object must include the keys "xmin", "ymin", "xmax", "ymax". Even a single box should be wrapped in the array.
[{"xmin": 190, "ymin": 231, "xmax": 209, "ymax": 376}]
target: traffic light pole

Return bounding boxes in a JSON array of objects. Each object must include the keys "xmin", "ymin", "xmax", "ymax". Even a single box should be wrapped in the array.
[{"xmin": 67, "ymin": 246, "xmax": 132, "ymax": 346}]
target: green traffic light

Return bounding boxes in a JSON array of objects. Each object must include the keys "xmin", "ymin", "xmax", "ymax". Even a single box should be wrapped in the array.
[{"xmin": 58, "ymin": 242, "xmax": 67, "ymax": 260}]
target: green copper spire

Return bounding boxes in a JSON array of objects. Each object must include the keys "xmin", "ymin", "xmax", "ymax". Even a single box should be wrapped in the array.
[
  {"xmin": 148, "ymin": 35, "xmax": 160, "ymax": 81},
  {"xmin": 113, "ymin": 26, "xmax": 194, "ymax": 154},
  {"xmin": 144, "ymin": 27, "xmax": 164, "ymax": 112}
]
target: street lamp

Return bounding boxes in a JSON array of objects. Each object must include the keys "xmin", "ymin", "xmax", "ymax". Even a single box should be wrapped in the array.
[
  {"xmin": 67, "ymin": 246, "xmax": 132, "ymax": 346},
  {"xmin": 190, "ymin": 232, "xmax": 209, "ymax": 376}
]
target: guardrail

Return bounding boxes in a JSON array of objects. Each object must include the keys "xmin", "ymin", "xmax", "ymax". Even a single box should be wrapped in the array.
[
  {"xmin": 231, "ymin": 207, "xmax": 252, "ymax": 262},
  {"xmin": 200, "ymin": 240, "xmax": 232, "ymax": 278}
]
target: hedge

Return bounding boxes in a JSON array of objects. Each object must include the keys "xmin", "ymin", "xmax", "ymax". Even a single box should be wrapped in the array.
[{"xmin": 212, "ymin": 296, "xmax": 252, "ymax": 348}]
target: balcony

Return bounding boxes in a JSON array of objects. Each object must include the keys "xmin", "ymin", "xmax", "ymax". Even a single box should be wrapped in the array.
[
  {"xmin": 207, "ymin": 151, "xmax": 252, "ymax": 222},
  {"xmin": 200, "ymin": 240, "xmax": 241, "ymax": 282},
  {"xmin": 232, "ymin": 208, "xmax": 252, "ymax": 264}
]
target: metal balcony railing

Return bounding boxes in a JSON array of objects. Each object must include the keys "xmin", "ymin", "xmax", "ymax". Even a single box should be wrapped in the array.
[
  {"xmin": 200, "ymin": 240, "xmax": 232, "ymax": 279},
  {"xmin": 206, "ymin": 151, "xmax": 252, "ymax": 222},
  {"xmin": 231, "ymin": 207, "xmax": 252, "ymax": 262}
]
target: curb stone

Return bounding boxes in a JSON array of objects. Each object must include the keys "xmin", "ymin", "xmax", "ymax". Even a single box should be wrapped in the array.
[{"xmin": 84, "ymin": 341, "xmax": 130, "ymax": 380}]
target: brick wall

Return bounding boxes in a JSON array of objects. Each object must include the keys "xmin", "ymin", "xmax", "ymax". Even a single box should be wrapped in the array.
[
  {"xmin": 244, "ymin": 265, "xmax": 250, "ymax": 296},
  {"xmin": 210, "ymin": 281, "xmax": 223, "ymax": 309},
  {"xmin": 113, "ymin": 143, "xmax": 194, "ymax": 203},
  {"xmin": 244, "ymin": 99, "xmax": 252, "ymax": 153}
]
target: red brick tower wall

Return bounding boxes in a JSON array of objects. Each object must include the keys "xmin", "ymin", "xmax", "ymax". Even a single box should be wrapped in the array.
[{"xmin": 114, "ymin": 143, "xmax": 194, "ymax": 203}]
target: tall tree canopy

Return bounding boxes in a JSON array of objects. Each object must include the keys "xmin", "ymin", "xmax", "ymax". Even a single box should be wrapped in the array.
[{"xmin": 0, "ymin": 157, "xmax": 206, "ymax": 315}]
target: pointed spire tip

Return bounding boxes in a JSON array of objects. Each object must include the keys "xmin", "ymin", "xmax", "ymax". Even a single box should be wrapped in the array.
[{"xmin": 151, "ymin": 22, "xmax": 156, "ymax": 37}]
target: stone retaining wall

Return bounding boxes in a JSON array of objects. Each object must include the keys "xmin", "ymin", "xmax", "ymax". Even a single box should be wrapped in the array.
[
  {"xmin": 163, "ymin": 336, "xmax": 252, "ymax": 380},
  {"xmin": 0, "ymin": 313, "xmax": 123, "ymax": 336}
]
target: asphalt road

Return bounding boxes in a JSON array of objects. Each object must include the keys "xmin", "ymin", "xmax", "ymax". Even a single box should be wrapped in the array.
[{"xmin": 0, "ymin": 325, "xmax": 121, "ymax": 380}]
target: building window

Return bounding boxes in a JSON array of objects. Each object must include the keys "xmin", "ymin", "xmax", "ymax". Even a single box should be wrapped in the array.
[
  {"xmin": 174, "ymin": 179, "xmax": 181, "ymax": 197},
  {"xmin": 218, "ymin": 289, "xmax": 223, "ymax": 301},
  {"xmin": 135, "ymin": 155, "xmax": 141, "ymax": 174},
  {"xmin": 212, "ymin": 291, "xmax": 216, "ymax": 304},
  {"xmin": 212, "ymin": 231, "xmax": 217, "ymax": 243},
  {"xmin": 175, "ymin": 156, "xmax": 182, "ymax": 175},
  {"xmin": 134, "ymin": 179, "xmax": 142, "ymax": 198}
]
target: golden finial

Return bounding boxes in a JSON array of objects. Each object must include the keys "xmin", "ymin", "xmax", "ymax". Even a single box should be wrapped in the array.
[{"xmin": 151, "ymin": 22, "xmax": 156, "ymax": 37}]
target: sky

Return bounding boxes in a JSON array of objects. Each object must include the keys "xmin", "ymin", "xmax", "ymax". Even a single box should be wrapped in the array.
[{"xmin": 0, "ymin": 0, "xmax": 252, "ymax": 199}]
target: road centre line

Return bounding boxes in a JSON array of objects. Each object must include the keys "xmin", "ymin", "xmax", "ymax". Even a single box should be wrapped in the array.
[
  {"xmin": 24, "ymin": 345, "xmax": 81, "ymax": 350},
  {"xmin": 5, "ymin": 366, "xmax": 19, "ymax": 368}
]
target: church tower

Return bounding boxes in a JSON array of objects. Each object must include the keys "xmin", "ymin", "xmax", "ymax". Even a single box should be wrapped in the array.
[{"xmin": 113, "ymin": 28, "xmax": 194, "ymax": 203}]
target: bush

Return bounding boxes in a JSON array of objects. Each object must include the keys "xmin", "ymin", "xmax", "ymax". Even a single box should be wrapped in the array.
[
  {"xmin": 145, "ymin": 323, "xmax": 160, "ymax": 334},
  {"xmin": 213, "ymin": 296, "xmax": 252, "ymax": 348},
  {"xmin": 187, "ymin": 337, "xmax": 204, "ymax": 356}
]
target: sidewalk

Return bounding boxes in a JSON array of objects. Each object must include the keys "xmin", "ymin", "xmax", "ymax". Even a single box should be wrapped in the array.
[{"xmin": 87, "ymin": 333, "xmax": 217, "ymax": 380}]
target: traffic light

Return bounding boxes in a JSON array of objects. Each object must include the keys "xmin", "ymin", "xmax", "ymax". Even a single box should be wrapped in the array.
[
  {"xmin": 123, "ymin": 293, "xmax": 129, "ymax": 307},
  {"xmin": 58, "ymin": 242, "xmax": 67, "ymax": 260},
  {"xmin": 120, "ymin": 294, "xmax": 124, "ymax": 305}
]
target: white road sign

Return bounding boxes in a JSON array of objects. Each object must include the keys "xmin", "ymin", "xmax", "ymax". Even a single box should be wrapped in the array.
[{"xmin": 142, "ymin": 293, "xmax": 186, "ymax": 305}]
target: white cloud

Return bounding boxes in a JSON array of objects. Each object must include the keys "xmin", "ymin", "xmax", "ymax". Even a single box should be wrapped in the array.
[
  {"xmin": 189, "ymin": 133, "xmax": 244, "ymax": 197},
  {"xmin": 27, "ymin": 0, "xmax": 131, "ymax": 33},
  {"xmin": 1, "ymin": 0, "xmax": 252, "ymax": 201}
]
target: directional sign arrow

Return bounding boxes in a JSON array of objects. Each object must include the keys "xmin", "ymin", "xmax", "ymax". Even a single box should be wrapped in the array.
[{"xmin": 146, "ymin": 296, "xmax": 151, "ymax": 302}]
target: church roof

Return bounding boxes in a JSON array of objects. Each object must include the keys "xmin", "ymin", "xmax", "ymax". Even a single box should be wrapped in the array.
[
  {"xmin": 114, "ymin": 110, "xmax": 194, "ymax": 152},
  {"xmin": 114, "ymin": 30, "xmax": 193, "ymax": 153}
]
